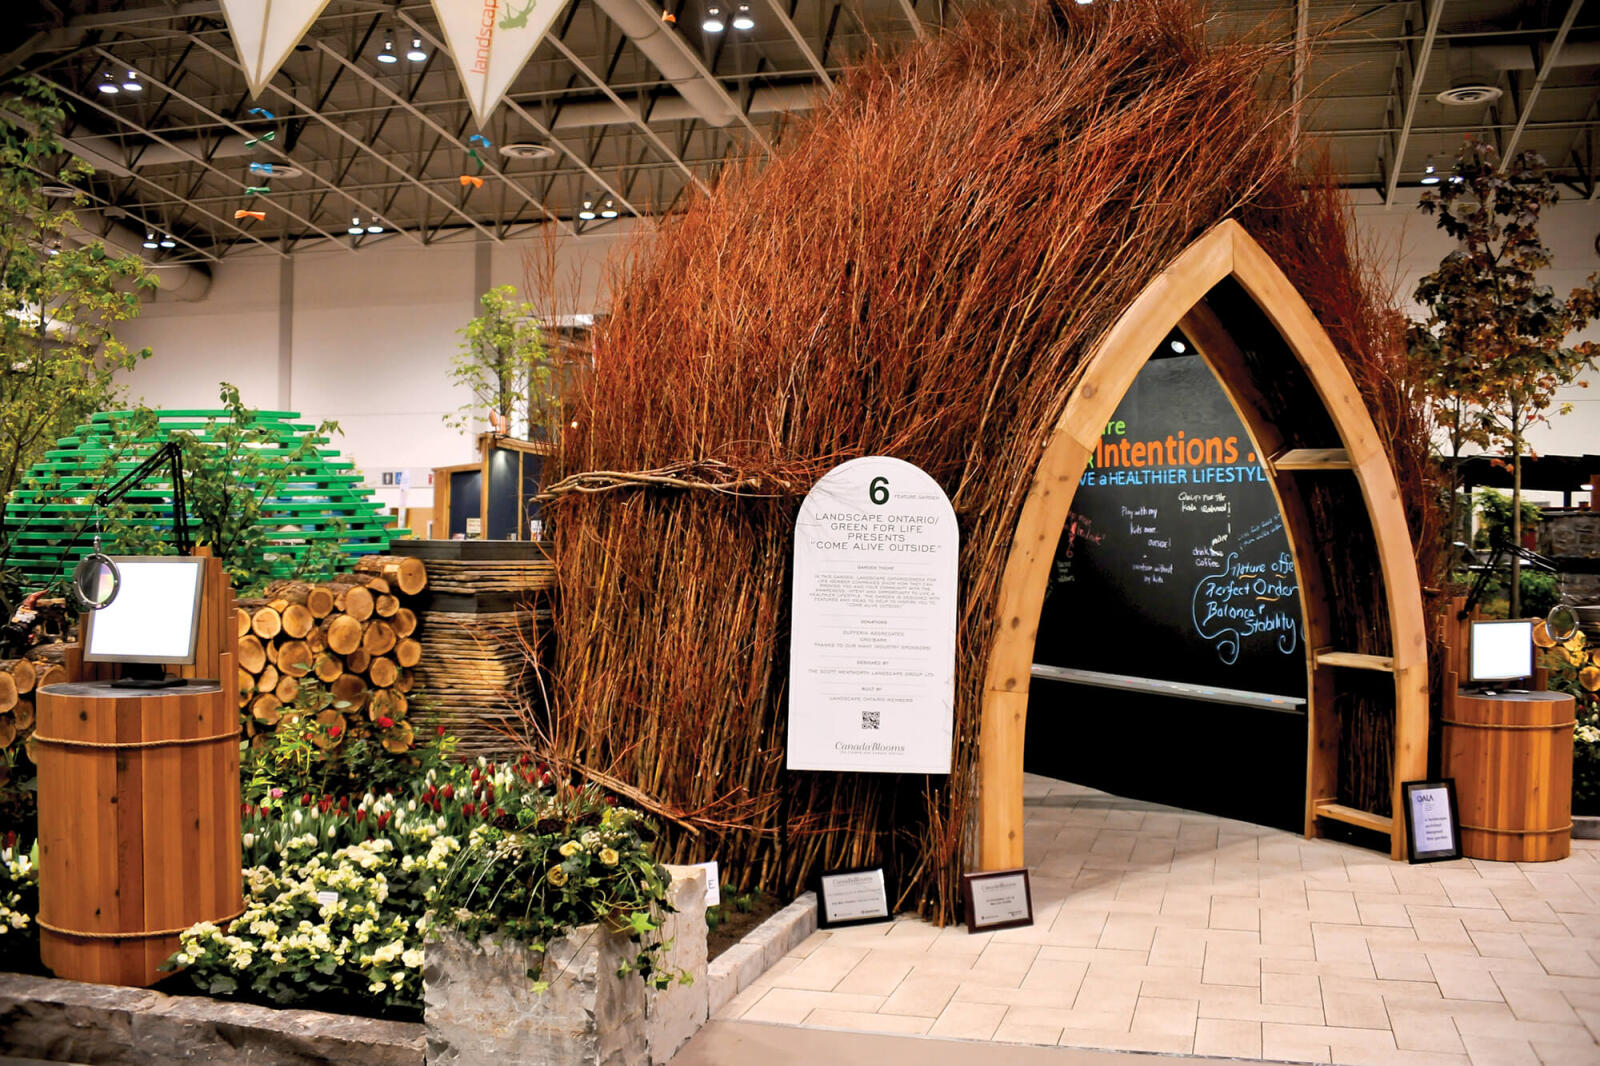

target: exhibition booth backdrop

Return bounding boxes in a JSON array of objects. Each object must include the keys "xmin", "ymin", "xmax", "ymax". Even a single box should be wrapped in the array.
[{"xmin": 534, "ymin": 0, "xmax": 1440, "ymax": 922}]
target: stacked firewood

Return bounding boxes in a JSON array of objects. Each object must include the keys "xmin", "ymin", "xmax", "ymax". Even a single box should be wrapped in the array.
[
  {"xmin": 0, "ymin": 655, "xmax": 66, "ymax": 755},
  {"xmin": 234, "ymin": 555, "xmax": 428, "ymax": 740}
]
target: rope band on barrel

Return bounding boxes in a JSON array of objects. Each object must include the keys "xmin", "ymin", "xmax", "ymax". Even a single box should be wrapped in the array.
[
  {"xmin": 36, "ymin": 908, "xmax": 245, "ymax": 941},
  {"xmin": 31, "ymin": 729, "xmax": 240, "ymax": 751},
  {"xmin": 1441, "ymin": 718, "xmax": 1576, "ymax": 731},
  {"xmin": 1458, "ymin": 822, "xmax": 1572, "ymax": 836}
]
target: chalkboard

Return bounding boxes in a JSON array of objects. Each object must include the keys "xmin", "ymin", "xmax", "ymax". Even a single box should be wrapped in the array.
[{"xmin": 1035, "ymin": 351, "xmax": 1305, "ymax": 699}]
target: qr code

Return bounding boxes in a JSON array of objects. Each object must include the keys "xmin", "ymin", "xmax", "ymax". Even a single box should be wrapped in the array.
[{"xmin": 861, "ymin": 710, "xmax": 881, "ymax": 730}]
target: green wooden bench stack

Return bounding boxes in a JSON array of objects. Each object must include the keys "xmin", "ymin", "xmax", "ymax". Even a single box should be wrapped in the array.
[{"xmin": 4, "ymin": 408, "xmax": 399, "ymax": 592}]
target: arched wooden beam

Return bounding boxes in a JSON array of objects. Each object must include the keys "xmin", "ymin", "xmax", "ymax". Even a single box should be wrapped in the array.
[{"xmin": 977, "ymin": 219, "xmax": 1427, "ymax": 868}]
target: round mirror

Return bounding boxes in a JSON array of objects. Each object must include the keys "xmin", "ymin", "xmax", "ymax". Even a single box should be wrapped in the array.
[
  {"xmin": 1546, "ymin": 603, "xmax": 1581, "ymax": 644},
  {"xmin": 71, "ymin": 552, "xmax": 120, "ymax": 611}
]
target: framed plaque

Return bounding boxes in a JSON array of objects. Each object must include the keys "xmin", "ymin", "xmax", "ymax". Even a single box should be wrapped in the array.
[
  {"xmin": 816, "ymin": 867, "xmax": 891, "ymax": 928},
  {"xmin": 961, "ymin": 869, "xmax": 1033, "ymax": 933},
  {"xmin": 1401, "ymin": 779, "xmax": 1461, "ymax": 863}
]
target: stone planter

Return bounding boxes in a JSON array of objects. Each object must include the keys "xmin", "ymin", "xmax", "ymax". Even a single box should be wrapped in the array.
[{"xmin": 423, "ymin": 866, "xmax": 707, "ymax": 1066}]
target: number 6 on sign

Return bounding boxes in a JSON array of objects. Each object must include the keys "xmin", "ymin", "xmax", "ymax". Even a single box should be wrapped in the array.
[{"xmin": 788, "ymin": 456, "xmax": 959, "ymax": 774}]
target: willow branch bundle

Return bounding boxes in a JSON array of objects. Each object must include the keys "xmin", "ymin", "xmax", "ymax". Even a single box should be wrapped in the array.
[{"xmin": 538, "ymin": 0, "xmax": 1441, "ymax": 920}]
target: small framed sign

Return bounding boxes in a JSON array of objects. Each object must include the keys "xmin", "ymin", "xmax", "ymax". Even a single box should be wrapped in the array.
[
  {"xmin": 816, "ymin": 867, "xmax": 891, "ymax": 928},
  {"xmin": 962, "ymin": 868, "xmax": 1034, "ymax": 933},
  {"xmin": 1401, "ymin": 779, "xmax": 1462, "ymax": 864}
]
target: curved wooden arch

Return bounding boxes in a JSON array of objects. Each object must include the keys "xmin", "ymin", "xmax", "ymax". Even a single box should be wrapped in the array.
[{"xmin": 978, "ymin": 219, "xmax": 1427, "ymax": 867}]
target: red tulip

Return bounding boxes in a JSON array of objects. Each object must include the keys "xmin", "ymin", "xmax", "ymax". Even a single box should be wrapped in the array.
[
  {"xmin": 377, "ymin": 716, "xmax": 395, "ymax": 729},
  {"xmin": 462, "ymin": 803, "xmax": 475, "ymax": 817}
]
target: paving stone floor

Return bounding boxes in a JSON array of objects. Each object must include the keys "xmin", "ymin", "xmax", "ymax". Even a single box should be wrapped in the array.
[{"xmin": 715, "ymin": 776, "xmax": 1600, "ymax": 1066}]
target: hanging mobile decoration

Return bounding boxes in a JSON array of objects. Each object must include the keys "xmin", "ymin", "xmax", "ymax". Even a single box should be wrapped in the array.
[
  {"xmin": 234, "ymin": 209, "xmax": 266, "ymax": 222},
  {"xmin": 245, "ymin": 130, "xmax": 276, "ymax": 147},
  {"xmin": 249, "ymin": 162, "xmax": 276, "ymax": 175},
  {"xmin": 247, "ymin": 107, "xmax": 276, "ymax": 120},
  {"xmin": 244, "ymin": 185, "xmax": 272, "ymax": 195},
  {"xmin": 459, "ymin": 175, "xmax": 484, "ymax": 189}
]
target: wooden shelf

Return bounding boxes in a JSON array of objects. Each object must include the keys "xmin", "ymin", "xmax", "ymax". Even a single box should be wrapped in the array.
[
  {"xmin": 1271, "ymin": 448, "xmax": 1352, "ymax": 471},
  {"xmin": 1314, "ymin": 650, "xmax": 1396, "ymax": 672},
  {"xmin": 1313, "ymin": 800, "xmax": 1394, "ymax": 835}
]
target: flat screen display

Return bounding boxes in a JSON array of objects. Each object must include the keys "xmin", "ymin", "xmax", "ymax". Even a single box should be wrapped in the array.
[
  {"xmin": 82, "ymin": 557, "xmax": 205, "ymax": 664},
  {"xmin": 1468, "ymin": 619, "xmax": 1533, "ymax": 683}
]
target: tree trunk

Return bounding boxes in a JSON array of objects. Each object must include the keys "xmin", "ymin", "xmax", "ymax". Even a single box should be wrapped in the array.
[{"xmin": 1510, "ymin": 407, "xmax": 1522, "ymax": 618}]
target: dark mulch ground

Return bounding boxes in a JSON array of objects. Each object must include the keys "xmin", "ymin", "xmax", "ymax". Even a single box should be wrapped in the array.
[{"xmin": 706, "ymin": 894, "xmax": 783, "ymax": 961}]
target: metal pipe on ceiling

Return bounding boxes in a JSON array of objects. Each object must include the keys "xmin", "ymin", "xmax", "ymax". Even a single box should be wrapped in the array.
[
  {"xmin": 66, "ymin": 210, "xmax": 212, "ymax": 302},
  {"xmin": 585, "ymin": 0, "xmax": 741, "ymax": 127}
]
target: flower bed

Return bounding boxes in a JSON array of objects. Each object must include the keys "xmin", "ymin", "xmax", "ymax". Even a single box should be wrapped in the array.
[{"xmin": 169, "ymin": 750, "xmax": 683, "ymax": 1018}]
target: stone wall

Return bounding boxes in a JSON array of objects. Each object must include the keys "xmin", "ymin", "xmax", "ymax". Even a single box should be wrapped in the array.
[{"xmin": 0, "ymin": 973, "xmax": 424, "ymax": 1066}]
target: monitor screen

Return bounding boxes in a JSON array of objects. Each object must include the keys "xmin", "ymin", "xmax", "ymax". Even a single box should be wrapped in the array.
[
  {"xmin": 1468, "ymin": 619, "xmax": 1533, "ymax": 683},
  {"xmin": 82, "ymin": 557, "xmax": 205, "ymax": 664}
]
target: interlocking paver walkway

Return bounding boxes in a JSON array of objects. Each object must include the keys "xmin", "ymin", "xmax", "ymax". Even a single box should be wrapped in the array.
[{"xmin": 718, "ymin": 776, "xmax": 1600, "ymax": 1066}]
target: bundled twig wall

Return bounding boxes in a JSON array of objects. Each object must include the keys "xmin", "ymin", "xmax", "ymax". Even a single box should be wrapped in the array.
[{"xmin": 538, "ymin": 0, "xmax": 1440, "ymax": 920}]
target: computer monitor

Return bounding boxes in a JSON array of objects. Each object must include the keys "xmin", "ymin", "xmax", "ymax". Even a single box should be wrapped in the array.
[
  {"xmin": 82, "ymin": 557, "xmax": 205, "ymax": 683},
  {"xmin": 1468, "ymin": 619, "xmax": 1534, "ymax": 685}
]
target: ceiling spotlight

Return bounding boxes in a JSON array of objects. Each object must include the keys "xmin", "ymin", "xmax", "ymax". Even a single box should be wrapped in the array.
[
  {"xmin": 1169, "ymin": 339, "xmax": 1187, "ymax": 354},
  {"xmin": 366, "ymin": 223, "xmax": 383, "ymax": 234},
  {"xmin": 703, "ymin": 5, "xmax": 725, "ymax": 32},
  {"xmin": 98, "ymin": 72, "xmax": 120, "ymax": 94},
  {"xmin": 122, "ymin": 70, "xmax": 142, "ymax": 92},
  {"xmin": 159, "ymin": 235, "xmax": 176, "ymax": 248},
  {"xmin": 731, "ymin": 3, "xmax": 754, "ymax": 29},
  {"xmin": 348, "ymin": 216, "xmax": 365, "ymax": 235},
  {"xmin": 600, "ymin": 199, "xmax": 619, "ymax": 219},
  {"xmin": 142, "ymin": 232, "xmax": 159, "ymax": 249},
  {"xmin": 406, "ymin": 37, "xmax": 428, "ymax": 61},
  {"xmin": 1421, "ymin": 159, "xmax": 1441, "ymax": 185},
  {"xmin": 578, "ymin": 199, "xmax": 597, "ymax": 220},
  {"xmin": 377, "ymin": 32, "xmax": 399, "ymax": 64}
]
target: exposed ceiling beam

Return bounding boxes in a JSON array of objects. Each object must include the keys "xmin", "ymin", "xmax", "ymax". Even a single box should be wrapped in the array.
[
  {"xmin": 92, "ymin": 45, "xmax": 423, "ymax": 250},
  {"xmin": 1499, "ymin": 0, "xmax": 1584, "ymax": 168},
  {"xmin": 186, "ymin": 33, "xmax": 508, "ymax": 245},
  {"xmin": 1385, "ymin": 0, "xmax": 1447, "ymax": 206},
  {"xmin": 306, "ymin": 38, "xmax": 576, "ymax": 238},
  {"xmin": 34, "ymin": 76, "xmax": 294, "ymax": 257},
  {"xmin": 544, "ymin": 35, "xmax": 711, "ymax": 195},
  {"xmin": 762, "ymin": 0, "xmax": 834, "ymax": 90},
  {"xmin": 894, "ymin": 0, "xmax": 928, "ymax": 40},
  {"xmin": 389, "ymin": 8, "xmax": 643, "ymax": 220}
]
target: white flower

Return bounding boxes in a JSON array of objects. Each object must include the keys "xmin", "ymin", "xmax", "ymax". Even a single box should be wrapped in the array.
[{"xmin": 402, "ymin": 948, "xmax": 425, "ymax": 969}]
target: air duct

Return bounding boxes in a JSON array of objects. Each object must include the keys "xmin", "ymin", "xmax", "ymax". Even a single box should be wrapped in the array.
[
  {"xmin": 64, "ymin": 209, "xmax": 212, "ymax": 302},
  {"xmin": 587, "ymin": 0, "xmax": 741, "ymax": 127},
  {"xmin": 550, "ymin": 84, "xmax": 816, "ymax": 130}
]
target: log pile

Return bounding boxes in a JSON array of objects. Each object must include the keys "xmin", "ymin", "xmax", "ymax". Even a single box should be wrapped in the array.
[
  {"xmin": 233, "ymin": 556, "xmax": 429, "ymax": 742},
  {"xmin": 385, "ymin": 542, "xmax": 553, "ymax": 754}
]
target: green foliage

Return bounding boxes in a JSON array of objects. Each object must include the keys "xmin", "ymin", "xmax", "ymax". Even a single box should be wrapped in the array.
[
  {"xmin": 169, "ymin": 755, "xmax": 684, "ymax": 1013},
  {"xmin": 1408, "ymin": 140, "xmax": 1600, "ymax": 614},
  {"xmin": 444, "ymin": 286, "xmax": 553, "ymax": 438},
  {"xmin": 1472, "ymin": 488, "xmax": 1542, "ymax": 550},
  {"xmin": 0, "ymin": 79, "xmax": 154, "ymax": 597},
  {"xmin": 705, "ymin": 884, "xmax": 762, "ymax": 933},
  {"xmin": 1537, "ymin": 634, "xmax": 1600, "ymax": 815},
  {"xmin": 0, "ymin": 837, "xmax": 39, "ymax": 974},
  {"xmin": 432, "ymin": 781, "xmax": 684, "ymax": 992},
  {"xmin": 97, "ymin": 384, "xmax": 345, "ymax": 592}
]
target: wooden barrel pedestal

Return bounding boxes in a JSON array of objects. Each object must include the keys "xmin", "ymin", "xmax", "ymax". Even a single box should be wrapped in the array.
[
  {"xmin": 34, "ymin": 680, "xmax": 242, "ymax": 986},
  {"xmin": 1442, "ymin": 689, "xmax": 1574, "ymax": 862}
]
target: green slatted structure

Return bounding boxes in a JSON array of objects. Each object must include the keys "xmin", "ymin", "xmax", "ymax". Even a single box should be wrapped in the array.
[{"xmin": 4, "ymin": 408, "xmax": 397, "ymax": 592}]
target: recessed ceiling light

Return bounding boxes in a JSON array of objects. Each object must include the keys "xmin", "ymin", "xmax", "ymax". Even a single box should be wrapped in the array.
[{"xmin": 1169, "ymin": 339, "xmax": 1186, "ymax": 354}]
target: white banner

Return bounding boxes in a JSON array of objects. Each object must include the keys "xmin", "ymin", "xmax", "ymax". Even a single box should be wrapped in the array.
[
  {"xmin": 219, "ymin": 0, "xmax": 333, "ymax": 98},
  {"xmin": 787, "ymin": 456, "xmax": 958, "ymax": 774},
  {"xmin": 433, "ymin": 0, "xmax": 569, "ymax": 130}
]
